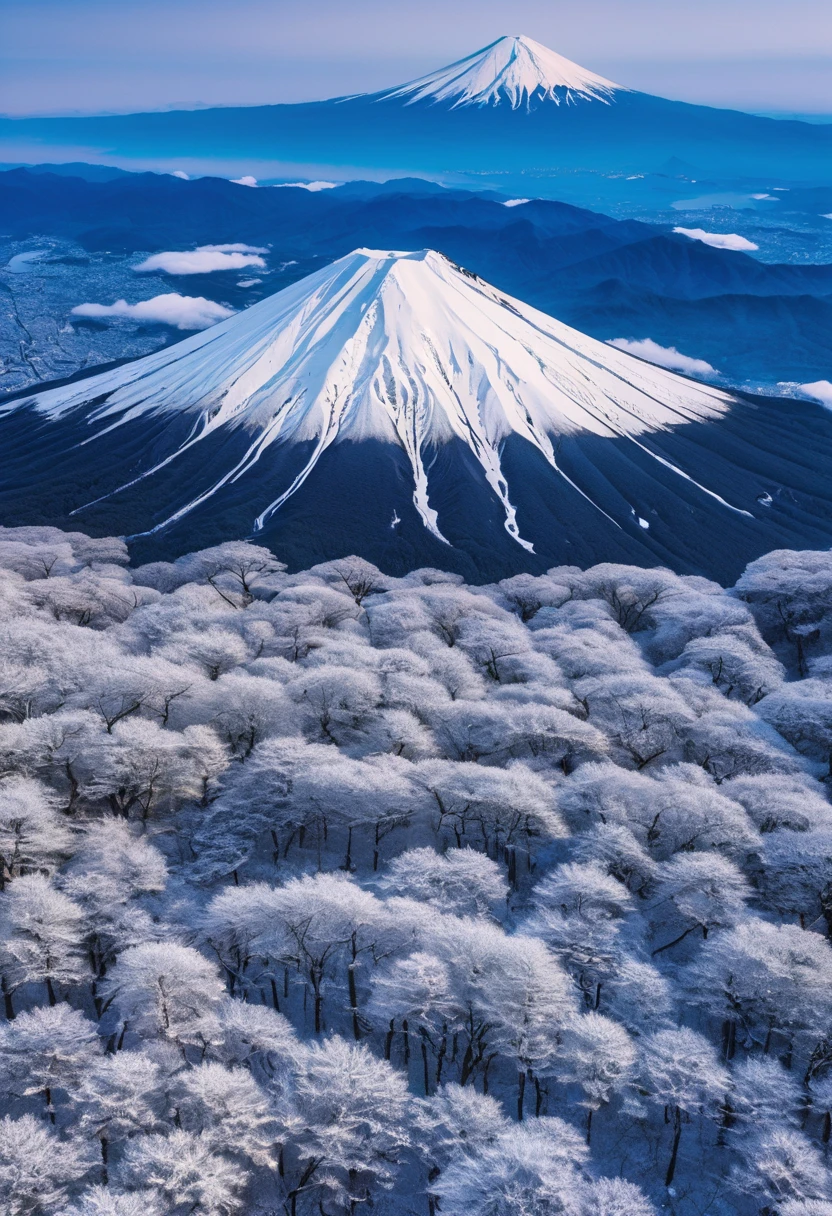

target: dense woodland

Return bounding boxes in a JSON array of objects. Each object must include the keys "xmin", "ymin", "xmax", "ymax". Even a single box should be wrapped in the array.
[{"xmin": 0, "ymin": 526, "xmax": 831, "ymax": 1215}]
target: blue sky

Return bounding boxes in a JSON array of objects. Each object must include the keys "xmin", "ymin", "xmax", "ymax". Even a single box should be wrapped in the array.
[{"xmin": 2, "ymin": 0, "xmax": 831, "ymax": 117}]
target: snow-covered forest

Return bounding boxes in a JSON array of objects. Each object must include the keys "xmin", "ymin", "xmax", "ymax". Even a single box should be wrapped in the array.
[{"xmin": 1, "ymin": 525, "xmax": 832, "ymax": 1216}]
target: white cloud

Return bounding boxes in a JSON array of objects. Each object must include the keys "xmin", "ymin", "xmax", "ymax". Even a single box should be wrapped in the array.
[
  {"xmin": 237, "ymin": 278, "xmax": 262, "ymax": 287},
  {"xmin": 196, "ymin": 243, "xmax": 268, "ymax": 254},
  {"xmin": 271, "ymin": 180, "xmax": 338, "ymax": 191},
  {"xmin": 503, "ymin": 198, "xmax": 530, "ymax": 207},
  {"xmin": 673, "ymin": 226, "xmax": 759, "ymax": 252},
  {"xmin": 822, "ymin": 214, "xmax": 832, "ymax": 220},
  {"xmin": 133, "ymin": 246, "xmax": 266, "ymax": 274},
  {"xmin": 171, "ymin": 170, "xmax": 190, "ymax": 180},
  {"xmin": 800, "ymin": 380, "xmax": 832, "ymax": 409},
  {"xmin": 231, "ymin": 175, "xmax": 258, "ymax": 187},
  {"xmin": 71, "ymin": 293, "xmax": 234, "ymax": 331},
  {"xmin": 608, "ymin": 337, "xmax": 717, "ymax": 376},
  {"xmin": 751, "ymin": 193, "xmax": 777, "ymax": 200}
]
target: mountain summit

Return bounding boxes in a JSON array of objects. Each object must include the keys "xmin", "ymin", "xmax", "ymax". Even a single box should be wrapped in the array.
[
  {"xmin": 373, "ymin": 35, "xmax": 621, "ymax": 109},
  {"xmin": 2, "ymin": 249, "xmax": 832, "ymax": 579}
]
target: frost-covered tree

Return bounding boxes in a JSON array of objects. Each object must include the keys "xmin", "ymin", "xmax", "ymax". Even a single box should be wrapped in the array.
[
  {"xmin": 690, "ymin": 919, "xmax": 832, "ymax": 1051},
  {"xmin": 639, "ymin": 1027, "xmax": 729, "ymax": 1186},
  {"xmin": 116, "ymin": 1129, "xmax": 246, "ymax": 1215},
  {"xmin": 0, "ymin": 1003, "xmax": 100, "ymax": 1121},
  {"xmin": 290, "ymin": 1036, "xmax": 412, "ymax": 1214},
  {"xmin": 0, "ymin": 1113, "xmax": 92, "ymax": 1215},
  {"xmin": 376, "ymin": 847, "xmax": 508, "ymax": 918},
  {"xmin": 555, "ymin": 1012, "xmax": 636, "ymax": 1142},
  {"xmin": 101, "ymin": 942, "xmax": 225, "ymax": 1047},
  {"xmin": 431, "ymin": 1116, "xmax": 591, "ymax": 1216},
  {"xmin": 0, "ymin": 874, "xmax": 87, "ymax": 1013},
  {"xmin": 173, "ymin": 1062, "xmax": 278, "ymax": 1167},
  {"xmin": 0, "ymin": 777, "xmax": 73, "ymax": 886}
]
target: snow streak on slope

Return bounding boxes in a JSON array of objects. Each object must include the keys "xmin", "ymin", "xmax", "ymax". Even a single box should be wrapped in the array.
[
  {"xmin": 10, "ymin": 248, "xmax": 737, "ymax": 549},
  {"xmin": 375, "ymin": 35, "xmax": 621, "ymax": 109}
]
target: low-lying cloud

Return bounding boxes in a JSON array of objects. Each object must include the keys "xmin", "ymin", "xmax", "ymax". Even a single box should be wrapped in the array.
[
  {"xmin": 674, "ymin": 227, "xmax": 759, "ymax": 252},
  {"xmin": 71, "ymin": 293, "xmax": 234, "ymax": 330},
  {"xmin": 231, "ymin": 175, "xmax": 258, "ymax": 187},
  {"xmin": 196, "ymin": 243, "xmax": 268, "ymax": 253},
  {"xmin": 608, "ymin": 337, "xmax": 717, "ymax": 377},
  {"xmin": 271, "ymin": 180, "xmax": 338, "ymax": 192},
  {"xmin": 800, "ymin": 380, "xmax": 832, "ymax": 409},
  {"xmin": 133, "ymin": 244, "xmax": 267, "ymax": 275}
]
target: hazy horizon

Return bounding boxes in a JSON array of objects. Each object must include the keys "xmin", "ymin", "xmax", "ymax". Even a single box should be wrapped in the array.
[{"xmin": 2, "ymin": 0, "xmax": 832, "ymax": 119}]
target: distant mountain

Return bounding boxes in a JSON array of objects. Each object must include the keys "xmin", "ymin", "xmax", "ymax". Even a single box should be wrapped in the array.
[
  {"xmin": 1, "ymin": 36, "xmax": 830, "ymax": 189},
  {"xmin": 3, "ymin": 248, "xmax": 832, "ymax": 582}
]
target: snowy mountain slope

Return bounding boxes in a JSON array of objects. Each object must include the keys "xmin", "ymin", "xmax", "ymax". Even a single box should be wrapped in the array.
[
  {"xmin": 2, "ymin": 248, "xmax": 832, "ymax": 580},
  {"xmin": 372, "ymin": 35, "xmax": 621, "ymax": 109},
  {"xmin": 6, "ymin": 249, "xmax": 735, "ymax": 545}
]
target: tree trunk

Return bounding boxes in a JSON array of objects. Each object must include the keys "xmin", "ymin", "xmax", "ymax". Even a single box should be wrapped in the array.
[
  {"xmin": 517, "ymin": 1069, "xmax": 526, "ymax": 1121},
  {"xmin": 722, "ymin": 1018, "xmax": 737, "ymax": 1060},
  {"xmin": 44, "ymin": 1086, "xmax": 54, "ymax": 1124},
  {"xmin": 421, "ymin": 1031, "xmax": 431, "ymax": 1096},
  {"xmin": 665, "ymin": 1106, "xmax": 682, "ymax": 1188},
  {"xmin": 1, "ymin": 977, "xmax": 14, "ymax": 1020},
  {"xmin": 436, "ymin": 1025, "xmax": 448, "ymax": 1086},
  {"xmin": 348, "ymin": 961, "xmax": 361, "ymax": 1041},
  {"xmin": 100, "ymin": 1136, "xmax": 109, "ymax": 1184},
  {"xmin": 586, "ymin": 1107, "xmax": 593, "ymax": 1144}
]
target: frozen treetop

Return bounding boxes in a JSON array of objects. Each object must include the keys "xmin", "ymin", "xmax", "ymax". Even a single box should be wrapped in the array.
[
  {"xmin": 14, "ymin": 248, "xmax": 734, "ymax": 548},
  {"xmin": 375, "ymin": 35, "xmax": 622, "ymax": 109}
]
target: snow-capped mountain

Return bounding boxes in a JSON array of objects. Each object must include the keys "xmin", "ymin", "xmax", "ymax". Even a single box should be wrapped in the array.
[
  {"xmin": 373, "ymin": 35, "xmax": 621, "ymax": 109},
  {"xmin": 3, "ymin": 249, "xmax": 832, "ymax": 580},
  {"xmin": 2, "ymin": 35, "xmax": 831, "ymax": 191}
]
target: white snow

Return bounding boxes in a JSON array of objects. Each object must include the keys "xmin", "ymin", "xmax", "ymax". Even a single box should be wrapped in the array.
[
  {"xmin": 674, "ymin": 227, "xmax": 760, "ymax": 252},
  {"xmin": 21, "ymin": 248, "xmax": 741, "ymax": 547},
  {"xmin": 70, "ymin": 294, "xmax": 234, "ymax": 331},
  {"xmin": 607, "ymin": 338, "xmax": 717, "ymax": 377},
  {"xmin": 375, "ymin": 35, "xmax": 621, "ymax": 110}
]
